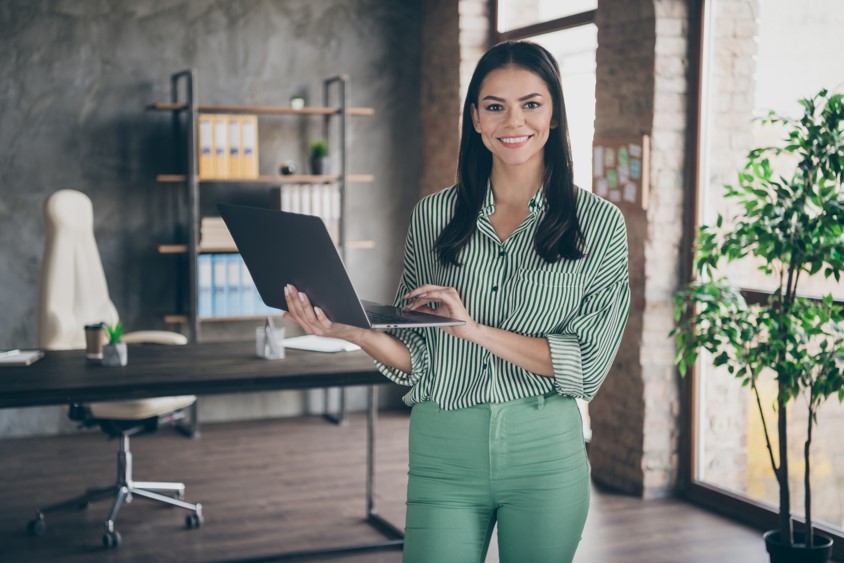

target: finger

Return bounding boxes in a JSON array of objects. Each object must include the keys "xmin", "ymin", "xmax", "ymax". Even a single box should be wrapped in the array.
[
  {"xmin": 297, "ymin": 291, "xmax": 320, "ymax": 325},
  {"xmin": 403, "ymin": 284, "xmax": 443, "ymax": 301},
  {"xmin": 313, "ymin": 306, "xmax": 334, "ymax": 329},
  {"xmin": 285, "ymin": 284, "xmax": 305, "ymax": 320}
]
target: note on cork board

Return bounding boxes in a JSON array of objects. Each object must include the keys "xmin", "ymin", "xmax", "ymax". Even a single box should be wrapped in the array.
[{"xmin": 592, "ymin": 135, "xmax": 649, "ymax": 210}]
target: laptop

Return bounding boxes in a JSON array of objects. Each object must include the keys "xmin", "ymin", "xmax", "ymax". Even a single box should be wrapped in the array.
[{"xmin": 217, "ymin": 203, "xmax": 466, "ymax": 330}]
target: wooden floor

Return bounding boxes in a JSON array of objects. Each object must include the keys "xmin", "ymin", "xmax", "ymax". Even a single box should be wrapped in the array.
[{"xmin": 0, "ymin": 409, "xmax": 781, "ymax": 562}]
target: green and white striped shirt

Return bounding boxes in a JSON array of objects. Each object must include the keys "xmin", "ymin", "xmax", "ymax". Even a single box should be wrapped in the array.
[{"xmin": 375, "ymin": 183, "xmax": 630, "ymax": 410}]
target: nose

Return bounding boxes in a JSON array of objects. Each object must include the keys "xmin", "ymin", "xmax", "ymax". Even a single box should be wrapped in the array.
[{"xmin": 505, "ymin": 106, "xmax": 525, "ymax": 127}]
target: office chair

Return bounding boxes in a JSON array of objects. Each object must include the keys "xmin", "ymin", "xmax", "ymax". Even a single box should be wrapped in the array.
[{"xmin": 29, "ymin": 189, "xmax": 203, "ymax": 548}]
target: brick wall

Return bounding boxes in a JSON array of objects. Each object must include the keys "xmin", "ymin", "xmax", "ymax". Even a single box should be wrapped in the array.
[
  {"xmin": 589, "ymin": 0, "xmax": 691, "ymax": 499},
  {"xmin": 420, "ymin": 0, "xmax": 461, "ymax": 197},
  {"xmin": 418, "ymin": 0, "xmax": 490, "ymax": 198}
]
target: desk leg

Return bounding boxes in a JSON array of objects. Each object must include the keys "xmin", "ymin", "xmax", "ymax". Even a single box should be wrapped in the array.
[
  {"xmin": 322, "ymin": 387, "xmax": 348, "ymax": 426},
  {"xmin": 366, "ymin": 385, "xmax": 405, "ymax": 539},
  {"xmin": 229, "ymin": 386, "xmax": 404, "ymax": 562}
]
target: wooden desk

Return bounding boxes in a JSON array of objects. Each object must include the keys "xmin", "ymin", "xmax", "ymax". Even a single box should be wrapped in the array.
[{"xmin": 0, "ymin": 341, "xmax": 403, "ymax": 559}]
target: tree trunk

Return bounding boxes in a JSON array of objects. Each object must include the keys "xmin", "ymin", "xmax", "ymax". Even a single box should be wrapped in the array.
[
  {"xmin": 805, "ymin": 403, "xmax": 814, "ymax": 548},
  {"xmin": 778, "ymin": 382, "xmax": 793, "ymax": 546}
]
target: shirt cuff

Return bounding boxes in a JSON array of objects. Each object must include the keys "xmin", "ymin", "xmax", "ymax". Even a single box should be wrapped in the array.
[
  {"xmin": 546, "ymin": 333, "xmax": 584, "ymax": 397},
  {"xmin": 374, "ymin": 329, "xmax": 430, "ymax": 386}
]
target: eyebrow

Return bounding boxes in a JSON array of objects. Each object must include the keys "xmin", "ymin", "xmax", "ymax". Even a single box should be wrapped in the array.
[{"xmin": 481, "ymin": 93, "xmax": 544, "ymax": 102}]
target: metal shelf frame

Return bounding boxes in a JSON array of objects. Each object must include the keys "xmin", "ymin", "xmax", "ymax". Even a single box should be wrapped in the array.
[{"xmin": 154, "ymin": 70, "xmax": 370, "ymax": 425}]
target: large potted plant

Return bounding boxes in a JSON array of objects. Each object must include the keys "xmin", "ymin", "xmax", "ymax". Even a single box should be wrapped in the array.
[{"xmin": 672, "ymin": 89, "xmax": 844, "ymax": 562}]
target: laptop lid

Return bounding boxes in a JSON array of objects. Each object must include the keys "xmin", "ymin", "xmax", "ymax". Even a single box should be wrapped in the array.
[
  {"xmin": 218, "ymin": 203, "xmax": 372, "ymax": 328},
  {"xmin": 217, "ymin": 203, "xmax": 465, "ymax": 330}
]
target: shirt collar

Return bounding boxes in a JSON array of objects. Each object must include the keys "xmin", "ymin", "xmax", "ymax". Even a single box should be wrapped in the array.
[
  {"xmin": 480, "ymin": 181, "xmax": 496, "ymax": 217},
  {"xmin": 528, "ymin": 186, "xmax": 546, "ymax": 214},
  {"xmin": 479, "ymin": 181, "xmax": 546, "ymax": 218}
]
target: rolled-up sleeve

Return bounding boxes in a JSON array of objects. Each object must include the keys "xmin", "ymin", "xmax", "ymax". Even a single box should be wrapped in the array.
[
  {"xmin": 374, "ymin": 204, "xmax": 432, "ymax": 386},
  {"xmin": 547, "ymin": 209, "xmax": 630, "ymax": 400}
]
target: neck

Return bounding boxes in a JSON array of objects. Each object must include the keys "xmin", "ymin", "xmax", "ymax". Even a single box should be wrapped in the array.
[{"xmin": 489, "ymin": 158, "xmax": 544, "ymax": 208}]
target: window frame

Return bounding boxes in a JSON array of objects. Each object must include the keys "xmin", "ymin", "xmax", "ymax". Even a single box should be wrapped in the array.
[{"xmin": 491, "ymin": 1, "xmax": 596, "ymax": 43}]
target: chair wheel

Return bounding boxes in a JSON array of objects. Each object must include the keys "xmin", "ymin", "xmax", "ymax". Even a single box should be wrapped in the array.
[
  {"xmin": 102, "ymin": 530, "xmax": 121, "ymax": 548},
  {"xmin": 27, "ymin": 517, "xmax": 46, "ymax": 536},
  {"xmin": 185, "ymin": 512, "xmax": 203, "ymax": 529}
]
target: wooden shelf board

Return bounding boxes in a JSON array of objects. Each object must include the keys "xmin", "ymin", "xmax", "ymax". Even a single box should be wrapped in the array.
[
  {"xmin": 147, "ymin": 102, "xmax": 373, "ymax": 116},
  {"xmin": 157, "ymin": 174, "xmax": 374, "ymax": 184}
]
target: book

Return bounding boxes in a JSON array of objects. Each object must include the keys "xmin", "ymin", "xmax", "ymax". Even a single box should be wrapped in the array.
[
  {"xmin": 0, "ymin": 350, "xmax": 44, "ymax": 367},
  {"xmin": 197, "ymin": 115, "xmax": 214, "ymax": 178},
  {"xmin": 211, "ymin": 254, "xmax": 228, "ymax": 317},
  {"xmin": 198, "ymin": 255, "xmax": 212, "ymax": 318},
  {"xmin": 240, "ymin": 115, "xmax": 259, "ymax": 179},
  {"xmin": 226, "ymin": 254, "xmax": 241, "ymax": 316},
  {"xmin": 212, "ymin": 115, "xmax": 229, "ymax": 179},
  {"xmin": 228, "ymin": 115, "xmax": 242, "ymax": 178}
]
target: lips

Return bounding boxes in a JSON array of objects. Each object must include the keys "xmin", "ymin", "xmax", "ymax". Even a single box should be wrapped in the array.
[{"xmin": 498, "ymin": 135, "xmax": 532, "ymax": 148}]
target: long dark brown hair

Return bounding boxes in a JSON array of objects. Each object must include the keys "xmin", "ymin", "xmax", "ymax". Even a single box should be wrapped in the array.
[{"xmin": 436, "ymin": 40, "xmax": 585, "ymax": 267}]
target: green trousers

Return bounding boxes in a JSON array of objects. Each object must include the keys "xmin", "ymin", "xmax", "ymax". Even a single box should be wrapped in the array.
[{"xmin": 403, "ymin": 392, "xmax": 590, "ymax": 563}]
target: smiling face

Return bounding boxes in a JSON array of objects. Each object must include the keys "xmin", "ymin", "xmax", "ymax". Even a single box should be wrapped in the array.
[{"xmin": 471, "ymin": 64, "xmax": 557, "ymax": 172}]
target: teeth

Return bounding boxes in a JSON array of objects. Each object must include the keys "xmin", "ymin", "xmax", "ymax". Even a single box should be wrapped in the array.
[{"xmin": 501, "ymin": 136, "xmax": 529, "ymax": 144}]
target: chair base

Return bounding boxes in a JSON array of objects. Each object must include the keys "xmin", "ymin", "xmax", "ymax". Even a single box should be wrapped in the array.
[{"xmin": 27, "ymin": 433, "xmax": 202, "ymax": 548}]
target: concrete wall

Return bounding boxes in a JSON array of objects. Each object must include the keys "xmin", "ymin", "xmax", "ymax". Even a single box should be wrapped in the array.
[{"xmin": 0, "ymin": 0, "xmax": 423, "ymax": 437}]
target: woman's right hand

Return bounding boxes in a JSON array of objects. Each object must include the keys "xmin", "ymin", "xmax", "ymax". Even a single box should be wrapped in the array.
[{"xmin": 282, "ymin": 284, "xmax": 368, "ymax": 344}]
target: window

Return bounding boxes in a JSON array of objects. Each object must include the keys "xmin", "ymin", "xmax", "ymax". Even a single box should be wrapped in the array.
[
  {"xmin": 492, "ymin": 2, "xmax": 598, "ymax": 437},
  {"xmin": 496, "ymin": 0, "xmax": 597, "ymax": 33},
  {"xmin": 694, "ymin": 0, "xmax": 844, "ymax": 534}
]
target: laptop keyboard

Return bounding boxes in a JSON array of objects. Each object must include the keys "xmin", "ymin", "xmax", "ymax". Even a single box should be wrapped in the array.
[{"xmin": 366, "ymin": 310, "xmax": 411, "ymax": 324}]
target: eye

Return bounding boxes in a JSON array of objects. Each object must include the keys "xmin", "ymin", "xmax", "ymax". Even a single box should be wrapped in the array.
[
  {"xmin": 484, "ymin": 103, "xmax": 504, "ymax": 112},
  {"xmin": 524, "ymin": 101, "xmax": 541, "ymax": 110}
]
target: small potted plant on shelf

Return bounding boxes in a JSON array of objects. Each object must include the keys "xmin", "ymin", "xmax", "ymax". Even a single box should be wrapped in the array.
[
  {"xmin": 102, "ymin": 322, "xmax": 127, "ymax": 367},
  {"xmin": 309, "ymin": 139, "xmax": 329, "ymax": 176},
  {"xmin": 672, "ymin": 88, "xmax": 844, "ymax": 563}
]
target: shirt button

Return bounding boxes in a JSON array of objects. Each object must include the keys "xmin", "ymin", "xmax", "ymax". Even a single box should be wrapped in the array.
[
  {"xmin": 482, "ymin": 363, "xmax": 488, "ymax": 370},
  {"xmin": 499, "ymin": 250, "xmax": 507, "ymax": 257},
  {"xmin": 492, "ymin": 285, "xmax": 498, "ymax": 292}
]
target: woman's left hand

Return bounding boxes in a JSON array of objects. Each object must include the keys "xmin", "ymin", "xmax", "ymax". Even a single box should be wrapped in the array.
[{"xmin": 402, "ymin": 284, "xmax": 481, "ymax": 341}]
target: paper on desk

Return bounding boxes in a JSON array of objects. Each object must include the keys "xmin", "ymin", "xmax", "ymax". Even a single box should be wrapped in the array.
[
  {"xmin": 283, "ymin": 335, "xmax": 361, "ymax": 353},
  {"xmin": 0, "ymin": 350, "xmax": 44, "ymax": 367}
]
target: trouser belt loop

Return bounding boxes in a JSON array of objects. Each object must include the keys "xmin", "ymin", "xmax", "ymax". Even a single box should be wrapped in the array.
[{"xmin": 537, "ymin": 394, "xmax": 545, "ymax": 410}]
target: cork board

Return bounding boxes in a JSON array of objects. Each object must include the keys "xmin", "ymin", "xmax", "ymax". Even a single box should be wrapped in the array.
[{"xmin": 592, "ymin": 135, "xmax": 650, "ymax": 209}]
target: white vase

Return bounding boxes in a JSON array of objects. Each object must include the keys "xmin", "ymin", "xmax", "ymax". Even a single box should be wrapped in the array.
[{"xmin": 102, "ymin": 342, "xmax": 127, "ymax": 367}]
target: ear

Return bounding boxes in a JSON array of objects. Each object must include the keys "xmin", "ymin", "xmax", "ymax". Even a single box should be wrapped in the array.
[
  {"xmin": 471, "ymin": 104, "xmax": 481, "ymax": 133},
  {"xmin": 551, "ymin": 116, "xmax": 559, "ymax": 129}
]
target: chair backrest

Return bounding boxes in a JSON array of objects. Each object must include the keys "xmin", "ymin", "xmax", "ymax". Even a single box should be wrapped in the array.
[{"xmin": 38, "ymin": 190, "xmax": 119, "ymax": 350}]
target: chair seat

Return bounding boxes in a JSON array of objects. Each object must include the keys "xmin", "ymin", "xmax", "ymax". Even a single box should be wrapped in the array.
[{"xmin": 89, "ymin": 396, "xmax": 196, "ymax": 420}]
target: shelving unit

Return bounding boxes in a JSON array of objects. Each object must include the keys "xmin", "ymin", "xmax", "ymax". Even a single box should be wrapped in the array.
[
  {"xmin": 149, "ymin": 70, "xmax": 375, "ymax": 426},
  {"xmin": 149, "ymin": 69, "xmax": 374, "ymax": 342}
]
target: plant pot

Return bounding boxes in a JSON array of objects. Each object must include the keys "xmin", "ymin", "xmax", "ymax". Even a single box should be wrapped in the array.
[
  {"xmin": 310, "ymin": 155, "xmax": 330, "ymax": 176},
  {"xmin": 102, "ymin": 343, "xmax": 127, "ymax": 367},
  {"xmin": 764, "ymin": 530, "xmax": 833, "ymax": 563}
]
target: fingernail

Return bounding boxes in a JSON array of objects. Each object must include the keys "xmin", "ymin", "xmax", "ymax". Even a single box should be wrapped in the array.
[
  {"xmin": 298, "ymin": 293, "xmax": 305, "ymax": 302},
  {"xmin": 314, "ymin": 307, "xmax": 322, "ymax": 316},
  {"xmin": 284, "ymin": 285, "xmax": 290, "ymax": 296}
]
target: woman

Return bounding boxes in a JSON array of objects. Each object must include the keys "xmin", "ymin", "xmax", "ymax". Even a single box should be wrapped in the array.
[{"xmin": 282, "ymin": 40, "xmax": 630, "ymax": 563}]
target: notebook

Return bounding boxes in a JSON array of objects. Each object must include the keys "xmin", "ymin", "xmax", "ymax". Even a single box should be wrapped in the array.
[{"xmin": 217, "ymin": 203, "xmax": 465, "ymax": 330}]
